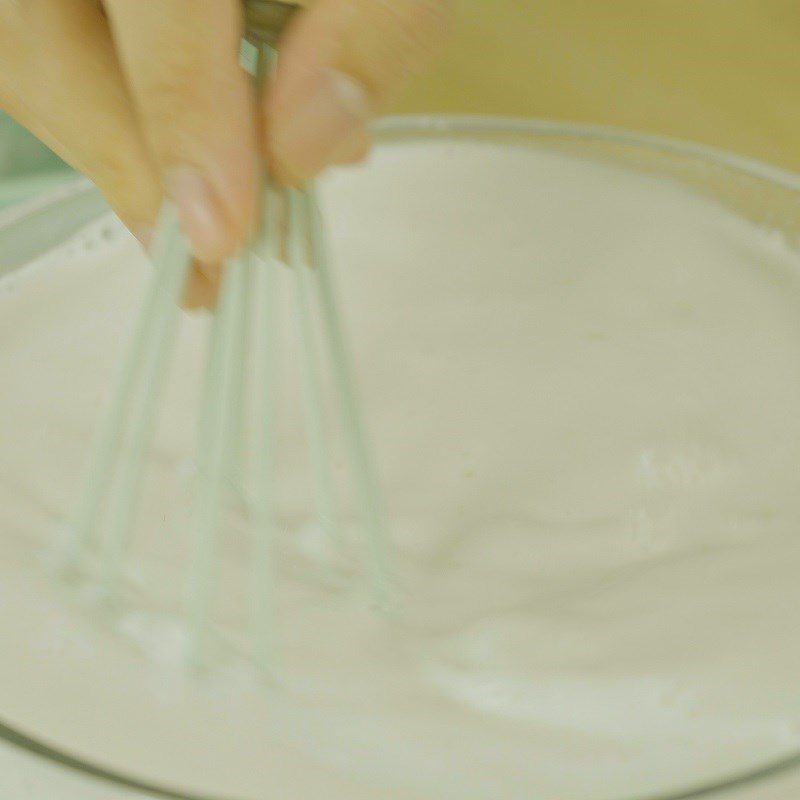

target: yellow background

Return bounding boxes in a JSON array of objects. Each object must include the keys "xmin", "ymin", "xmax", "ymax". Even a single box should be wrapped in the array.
[{"xmin": 395, "ymin": 1, "xmax": 800, "ymax": 172}]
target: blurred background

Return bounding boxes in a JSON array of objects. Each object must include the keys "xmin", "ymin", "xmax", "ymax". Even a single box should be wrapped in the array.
[
  {"xmin": 2, "ymin": 0, "xmax": 799, "ymax": 206},
  {"xmin": 406, "ymin": 0, "xmax": 800, "ymax": 170}
]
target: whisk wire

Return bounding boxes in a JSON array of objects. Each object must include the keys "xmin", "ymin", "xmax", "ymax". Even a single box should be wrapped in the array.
[
  {"xmin": 288, "ymin": 188, "xmax": 345, "ymax": 553},
  {"xmin": 248, "ymin": 44, "xmax": 284, "ymax": 671},
  {"xmin": 98, "ymin": 230, "xmax": 193, "ymax": 596},
  {"xmin": 68, "ymin": 38, "xmax": 392, "ymax": 673},
  {"xmin": 302, "ymin": 191, "xmax": 393, "ymax": 606},
  {"xmin": 71, "ymin": 204, "xmax": 191, "ymax": 581},
  {"xmin": 187, "ymin": 254, "xmax": 252, "ymax": 664},
  {"xmin": 226, "ymin": 254, "xmax": 254, "ymax": 504},
  {"xmin": 247, "ymin": 174, "xmax": 285, "ymax": 670}
]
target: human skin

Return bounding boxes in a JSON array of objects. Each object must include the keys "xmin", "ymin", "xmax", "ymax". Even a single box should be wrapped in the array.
[{"xmin": 0, "ymin": 0, "xmax": 451, "ymax": 306}]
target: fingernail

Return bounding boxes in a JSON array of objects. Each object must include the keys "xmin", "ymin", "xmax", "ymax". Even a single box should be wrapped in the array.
[
  {"xmin": 331, "ymin": 129, "xmax": 372, "ymax": 165},
  {"xmin": 164, "ymin": 166, "xmax": 230, "ymax": 263},
  {"xmin": 272, "ymin": 68, "xmax": 371, "ymax": 181}
]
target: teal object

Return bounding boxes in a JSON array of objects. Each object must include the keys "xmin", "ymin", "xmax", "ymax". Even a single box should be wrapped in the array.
[
  {"xmin": 0, "ymin": 179, "xmax": 107, "ymax": 275},
  {"xmin": 70, "ymin": 204, "xmax": 192, "ymax": 596},
  {"xmin": 0, "ymin": 112, "xmax": 105, "ymax": 277},
  {"xmin": 64, "ymin": 37, "xmax": 392, "ymax": 679},
  {"xmin": 0, "ymin": 113, "xmax": 74, "ymax": 208}
]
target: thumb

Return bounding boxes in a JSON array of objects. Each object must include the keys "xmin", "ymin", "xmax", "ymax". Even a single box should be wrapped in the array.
[{"xmin": 266, "ymin": 0, "xmax": 451, "ymax": 184}]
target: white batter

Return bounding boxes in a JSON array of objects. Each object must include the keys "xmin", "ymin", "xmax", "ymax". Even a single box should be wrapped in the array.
[{"xmin": 1, "ymin": 139, "xmax": 800, "ymax": 799}]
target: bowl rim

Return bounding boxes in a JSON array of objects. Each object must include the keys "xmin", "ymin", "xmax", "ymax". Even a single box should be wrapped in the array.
[
  {"xmin": 375, "ymin": 114, "xmax": 800, "ymax": 193},
  {"xmin": 2, "ymin": 113, "xmax": 800, "ymax": 800},
  {"xmin": 4, "ymin": 114, "xmax": 800, "ymax": 274}
]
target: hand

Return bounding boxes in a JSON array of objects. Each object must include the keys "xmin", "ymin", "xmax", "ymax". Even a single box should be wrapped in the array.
[{"xmin": 0, "ymin": 0, "xmax": 451, "ymax": 306}]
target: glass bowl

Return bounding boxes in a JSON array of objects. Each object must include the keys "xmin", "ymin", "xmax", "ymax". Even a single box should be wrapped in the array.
[{"xmin": 1, "ymin": 115, "xmax": 800, "ymax": 800}]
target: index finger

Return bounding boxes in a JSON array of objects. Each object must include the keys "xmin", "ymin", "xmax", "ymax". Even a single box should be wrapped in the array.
[{"xmin": 102, "ymin": 0, "xmax": 259, "ymax": 265}]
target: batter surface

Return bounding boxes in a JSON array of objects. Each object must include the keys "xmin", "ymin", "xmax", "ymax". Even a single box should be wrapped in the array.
[{"xmin": 2, "ymin": 139, "xmax": 800, "ymax": 799}]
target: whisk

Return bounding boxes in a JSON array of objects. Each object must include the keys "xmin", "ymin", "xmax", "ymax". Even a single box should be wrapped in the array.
[{"xmin": 65, "ymin": 0, "xmax": 391, "ymax": 672}]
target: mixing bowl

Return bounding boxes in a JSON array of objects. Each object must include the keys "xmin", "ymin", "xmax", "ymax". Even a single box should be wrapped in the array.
[{"xmin": 1, "ymin": 116, "xmax": 800, "ymax": 800}]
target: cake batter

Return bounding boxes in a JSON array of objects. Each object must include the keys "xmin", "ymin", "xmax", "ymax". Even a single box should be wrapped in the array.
[{"xmin": 0, "ymin": 139, "xmax": 800, "ymax": 799}]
